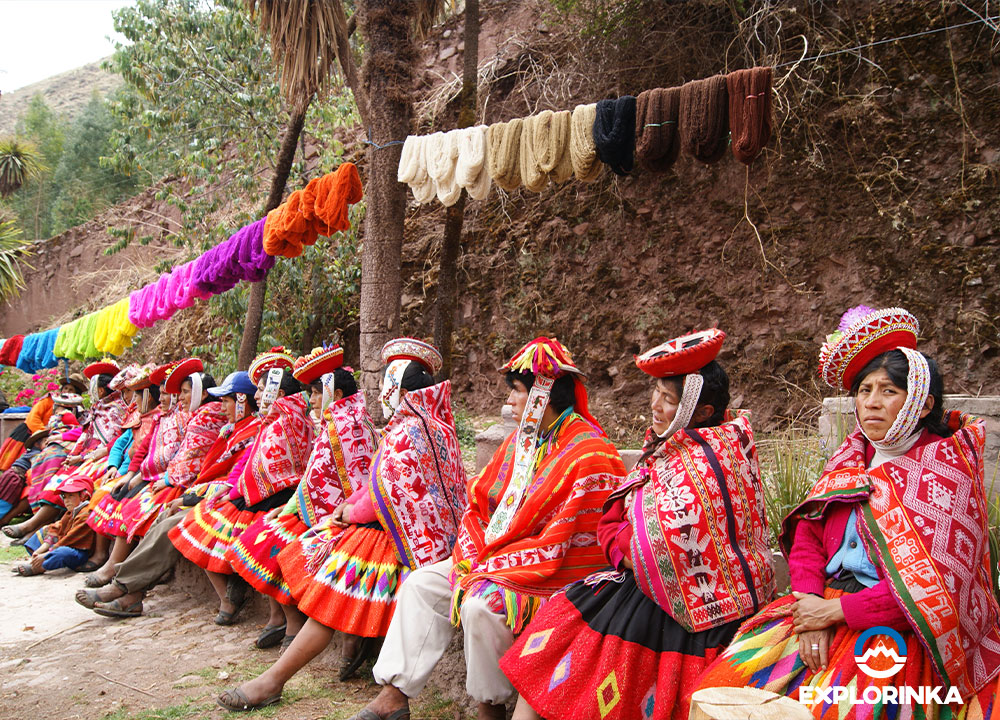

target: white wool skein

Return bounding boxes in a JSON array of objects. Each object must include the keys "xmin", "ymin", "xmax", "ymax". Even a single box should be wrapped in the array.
[
  {"xmin": 398, "ymin": 135, "xmax": 427, "ymax": 185},
  {"xmin": 426, "ymin": 131, "xmax": 462, "ymax": 206},
  {"xmin": 455, "ymin": 126, "xmax": 487, "ymax": 187},
  {"xmin": 411, "ymin": 138, "xmax": 437, "ymax": 204}
]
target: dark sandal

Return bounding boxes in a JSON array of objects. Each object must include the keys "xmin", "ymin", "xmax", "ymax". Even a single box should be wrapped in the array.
[
  {"xmin": 214, "ymin": 591, "xmax": 252, "ymax": 626},
  {"xmin": 15, "ymin": 563, "xmax": 41, "ymax": 576},
  {"xmin": 84, "ymin": 572, "xmax": 111, "ymax": 588},
  {"xmin": 347, "ymin": 708, "xmax": 411, "ymax": 720},
  {"xmin": 74, "ymin": 560, "xmax": 101, "ymax": 573},
  {"xmin": 74, "ymin": 588, "xmax": 103, "ymax": 609},
  {"xmin": 339, "ymin": 636, "xmax": 378, "ymax": 681},
  {"xmin": 93, "ymin": 598, "xmax": 143, "ymax": 618},
  {"xmin": 215, "ymin": 687, "xmax": 282, "ymax": 712},
  {"xmin": 255, "ymin": 623, "xmax": 286, "ymax": 649},
  {"xmin": 2, "ymin": 524, "xmax": 26, "ymax": 538}
]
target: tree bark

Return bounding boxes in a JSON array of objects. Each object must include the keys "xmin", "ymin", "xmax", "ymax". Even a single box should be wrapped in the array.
[
  {"xmin": 236, "ymin": 104, "xmax": 308, "ymax": 370},
  {"xmin": 357, "ymin": 0, "xmax": 417, "ymax": 407},
  {"xmin": 331, "ymin": 1, "xmax": 370, "ymax": 128},
  {"xmin": 432, "ymin": 0, "xmax": 479, "ymax": 378}
]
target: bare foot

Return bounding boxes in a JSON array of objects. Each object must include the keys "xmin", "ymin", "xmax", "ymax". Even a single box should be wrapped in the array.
[{"xmin": 95, "ymin": 584, "xmax": 125, "ymax": 602}]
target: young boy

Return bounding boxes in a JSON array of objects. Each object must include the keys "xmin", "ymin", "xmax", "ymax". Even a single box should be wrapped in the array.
[{"xmin": 14, "ymin": 476, "xmax": 95, "ymax": 576}]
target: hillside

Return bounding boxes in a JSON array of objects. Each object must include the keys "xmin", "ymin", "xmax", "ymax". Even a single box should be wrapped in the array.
[
  {"xmin": 0, "ymin": 60, "xmax": 121, "ymax": 135},
  {"xmin": 1, "ymin": 0, "xmax": 998, "ymax": 445}
]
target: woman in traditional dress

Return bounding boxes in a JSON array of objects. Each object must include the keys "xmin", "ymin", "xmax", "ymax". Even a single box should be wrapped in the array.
[
  {"xmin": 216, "ymin": 338, "xmax": 468, "ymax": 713},
  {"xmin": 75, "ymin": 371, "xmax": 263, "ymax": 618},
  {"xmin": 500, "ymin": 330, "xmax": 775, "ymax": 720},
  {"xmin": 226, "ymin": 345, "xmax": 378, "ymax": 651},
  {"xmin": 0, "ymin": 372, "xmax": 85, "ymax": 472},
  {"xmin": 119, "ymin": 360, "xmax": 224, "ymax": 542},
  {"xmin": 170, "ymin": 348, "xmax": 314, "ymax": 625},
  {"xmin": 692, "ymin": 306, "xmax": 1000, "ymax": 719}
]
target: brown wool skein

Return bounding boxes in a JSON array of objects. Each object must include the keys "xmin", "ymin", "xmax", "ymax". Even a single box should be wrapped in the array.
[
  {"xmin": 635, "ymin": 87, "xmax": 681, "ymax": 172},
  {"xmin": 679, "ymin": 75, "xmax": 730, "ymax": 164},
  {"xmin": 727, "ymin": 66, "xmax": 773, "ymax": 165},
  {"xmin": 487, "ymin": 118, "xmax": 524, "ymax": 191}
]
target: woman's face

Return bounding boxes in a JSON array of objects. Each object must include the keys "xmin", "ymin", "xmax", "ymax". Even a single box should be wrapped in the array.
[
  {"xmin": 855, "ymin": 368, "xmax": 908, "ymax": 442},
  {"xmin": 177, "ymin": 380, "xmax": 193, "ymax": 411},
  {"xmin": 505, "ymin": 379, "xmax": 530, "ymax": 422},
  {"xmin": 650, "ymin": 378, "xmax": 681, "ymax": 436},
  {"xmin": 309, "ymin": 385, "xmax": 323, "ymax": 414},
  {"xmin": 220, "ymin": 395, "xmax": 237, "ymax": 422},
  {"xmin": 122, "ymin": 388, "xmax": 135, "ymax": 404}
]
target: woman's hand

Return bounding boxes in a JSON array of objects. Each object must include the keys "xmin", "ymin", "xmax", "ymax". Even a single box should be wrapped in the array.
[
  {"xmin": 150, "ymin": 480, "xmax": 168, "ymax": 494},
  {"xmin": 29, "ymin": 554, "xmax": 45, "ymax": 573},
  {"xmin": 791, "ymin": 591, "xmax": 845, "ymax": 633},
  {"xmin": 620, "ymin": 556, "xmax": 634, "ymax": 571},
  {"xmin": 128, "ymin": 476, "xmax": 143, "ymax": 489},
  {"xmin": 798, "ymin": 627, "xmax": 836, "ymax": 673},
  {"xmin": 330, "ymin": 503, "xmax": 352, "ymax": 528},
  {"xmin": 165, "ymin": 498, "xmax": 184, "ymax": 515}
]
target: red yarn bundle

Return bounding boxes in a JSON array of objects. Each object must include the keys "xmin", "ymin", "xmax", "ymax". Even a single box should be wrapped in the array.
[
  {"xmin": 727, "ymin": 67, "xmax": 773, "ymax": 165},
  {"xmin": 635, "ymin": 87, "xmax": 681, "ymax": 172},
  {"xmin": 263, "ymin": 162, "xmax": 363, "ymax": 258},
  {"xmin": 679, "ymin": 75, "xmax": 729, "ymax": 164}
]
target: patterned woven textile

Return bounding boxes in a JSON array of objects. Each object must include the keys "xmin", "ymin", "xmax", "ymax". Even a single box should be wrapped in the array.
[
  {"xmin": 622, "ymin": 413, "xmax": 775, "ymax": 633},
  {"xmin": 452, "ymin": 414, "xmax": 626, "ymax": 633},
  {"xmin": 170, "ymin": 495, "xmax": 258, "ymax": 574},
  {"xmin": 501, "ymin": 571, "xmax": 742, "ymax": 720},
  {"xmin": 695, "ymin": 589, "xmax": 1000, "ymax": 719},
  {"xmin": 79, "ymin": 392, "xmax": 129, "ymax": 448},
  {"xmin": 139, "ymin": 408, "xmax": 189, "ymax": 483},
  {"xmin": 371, "ymin": 380, "xmax": 468, "ymax": 570},
  {"xmin": 279, "ymin": 523, "xmax": 407, "ymax": 635},
  {"xmin": 120, "ymin": 402, "xmax": 226, "ymax": 540},
  {"xmin": 782, "ymin": 413, "xmax": 1000, "ymax": 699},
  {"xmin": 226, "ymin": 392, "xmax": 378, "ymax": 602},
  {"xmin": 25, "ymin": 436, "xmax": 74, "ymax": 508},
  {"xmin": 235, "ymin": 394, "xmax": 314, "ymax": 506}
]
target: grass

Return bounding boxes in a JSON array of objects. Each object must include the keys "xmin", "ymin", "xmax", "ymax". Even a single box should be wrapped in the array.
[
  {"xmin": 0, "ymin": 544, "xmax": 26, "ymax": 563},
  {"xmin": 758, "ymin": 429, "xmax": 829, "ymax": 550},
  {"xmin": 100, "ymin": 701, "xmax": 215, "ymax": 720}
]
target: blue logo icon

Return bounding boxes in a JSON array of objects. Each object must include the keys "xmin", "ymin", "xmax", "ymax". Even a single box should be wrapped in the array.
[{"xmin": 853, "ymin": 626, "xmax": 906, "ymax": 678}]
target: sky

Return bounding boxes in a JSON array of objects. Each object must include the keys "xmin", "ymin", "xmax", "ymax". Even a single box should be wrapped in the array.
[{"xmin": 0, "ymin": 0, "xmax": 135, "ymax": 94}]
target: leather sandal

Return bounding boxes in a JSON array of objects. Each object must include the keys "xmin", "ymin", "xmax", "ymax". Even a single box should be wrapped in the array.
[
  {"xmin": 255, "ymin": 623, "xmax": 286, "ymax": 649},
  {"xmin": 347, "ymin": 708, "xmax": 411, "ymax": 720},
  {"xmin": 2, "ymin": 524, "xmax": 26, "ymax": 539},
  {"xmin": 93, "ymin": 598, "xmax": 143, "ymax": 618},
  {"xmin": 84, "ymin": 572, "xmax": 111, "ymax": 588},
  {"xmin": 215, "ymin": 687, "xmax": 282, "ymax": 713},
  {"xmin": 339, "ymin": 636, "xmax": 378, "ymax": 681},
  {"xmin": 74, "ymin": 588, "xmax": 102, "ymax": 609}
]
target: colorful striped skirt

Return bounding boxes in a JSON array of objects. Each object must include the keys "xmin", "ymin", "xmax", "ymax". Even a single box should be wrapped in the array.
[
  {"xmin": 501, "ymin": 570, "xmax": 742, "ymax": 720},
  {"xmin": 226, "ymin": 513, "xmax": 307, "ymax": 605},
  {"xmin": 120, "ymin": 484, "xmax": 182, "ymax": 541},
  {"xmin": 693, "ymin": 589, "xmax": 999, "ymax": 719},
  {"xmin": 168, "ymin": 497, "xmax": 259, "ymax": 575},
  {"xmin": 278, "ymin": 522, "xmax": 407, "ymax": 636},
  {"xmin": 88, "ymin": 490, "xmax": 128, "ymax": 537}
]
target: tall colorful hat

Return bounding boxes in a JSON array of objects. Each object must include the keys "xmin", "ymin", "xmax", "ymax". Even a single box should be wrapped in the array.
[
  {"xmin": 84, "ymin": 360, "xmax": 120, "ymax": 379},
  {"xmin": 818, "ymin": 306, "xmax": 919, "ymax": 391},
  {"xmin": 381, "ymin": 337, "xmax": 443, "ymax": 375},
  {"xmin": 634, "ymin": 329, "xmax": 726, "ymax": 378},
  {"xmin": 248, "ymin": 346, "xmax": 295, "ymax": 385},
  {"xmin": 499, "ymin": 336, "xmax": 583, "ymax": 379},
  {"xmin": 293, "ymin": 345, "xmax": 344, "ymax": 385},
  {"xmin": 163, "ymin": 358, "xmax": 205, "ymax": 394},
  {"xmin": 108, "ymin": 363, "xmax": 139, "ymax": 392}
]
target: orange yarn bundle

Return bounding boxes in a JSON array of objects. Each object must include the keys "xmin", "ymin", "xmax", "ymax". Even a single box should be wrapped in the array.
[{"xmin": 263, "ymin": 162, "xmax": 363, "ymax": 258}]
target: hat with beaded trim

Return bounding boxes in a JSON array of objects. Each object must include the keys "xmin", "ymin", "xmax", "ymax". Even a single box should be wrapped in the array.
[
  {"xmin": 635, "ymin": 329, "xmax": 726, "ymax": 378},
  {"xmin": 124, "ymin": 363, "xmax": 157, "ymax": 391},
  {"xmin": 84, "ymin": 360, "xmax": 120, "ymax": 379},
  {"xmin": 381, "ymin": 337, "xmax": 443, "ymax": 375},
  {"xmin": 248, "ymin": 346, "xmax": 295, "ymax": 385},
  {"xmin": 163, "ymin": 357, "xmax": 205, "ymax": 395},
  {"xmin": 108, "ymin": 364, "xmax": 139, "ymax": 392},
  {"xmin": 293, "ymin": 345, "xmax": 345, "ymax": 385},
  {"xmin": 149, "ymin": 360, "xmax": 181, "ymax": 387},
  {"xmin": 52, "ymin": 392, "xmax": 84, "ymax": 407},
  {"xmin": 818, "ymin": 305, "xmax": 919, "ymax": 392}
]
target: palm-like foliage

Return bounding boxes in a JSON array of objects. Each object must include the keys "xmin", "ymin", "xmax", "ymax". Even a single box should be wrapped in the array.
[
  {"xmin": 0, "ymin": 218, "xmax": 33, "ymax": 301},
  {"xmin": 0, "ymin": 138, "xmax": 45, "ymax": 197}
]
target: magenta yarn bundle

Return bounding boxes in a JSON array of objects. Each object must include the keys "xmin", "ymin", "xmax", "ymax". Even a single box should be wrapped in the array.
[{"xmin": 192, "ymin": 218, "xmax": 272, "ymax": 294}]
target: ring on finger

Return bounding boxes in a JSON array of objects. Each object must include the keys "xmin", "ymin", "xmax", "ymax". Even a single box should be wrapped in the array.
[{"xmin": 811, "ymin": 643, "xmax": 820, "ymax": 650}]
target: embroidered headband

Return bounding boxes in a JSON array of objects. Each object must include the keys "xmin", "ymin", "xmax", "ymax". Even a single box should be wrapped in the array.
[
  {"xmin": 248, "ymin": 346, "xmax": 295, "ymax": 385},
  {"xmin": 818, "ymin": 305, "xmax": 919, "ymax": 391},
  {"xmin": 381, "ymin": 337, "xmax": 443, "ymax": 376}
]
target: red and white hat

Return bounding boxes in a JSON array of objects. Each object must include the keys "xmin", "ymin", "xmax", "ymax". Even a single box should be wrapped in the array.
[
  {"xmin": 634, "ymin": 329, "xmax": 726, "ymax": 378},
  {"xmin": 57, "ymin": 475, "xmax": 94, "ymax": 495},
  {"xmin": 293, "ymin": 345, "xmax": 344, "ymax": 385},
  {"xmin": 381, "ymin": 337, "xmax": 443, "ymax": 375},
  {"xmin": 163, "ymin": 358, "xmax": 204, "ymax": 395},
  {"xmin": 249, "ymin": 347, "xmax": 296, "ymax": 385},
  {"xmin": 84, "ymin": 360, "xmax": 120, "ymax": 379},
  {"xmin": 149, "ymin": 360, "xmax": 181, "ymax": 387},
  {"xmin": 818, "ymin": 306, "xmax": 919, "ymax": 391}
]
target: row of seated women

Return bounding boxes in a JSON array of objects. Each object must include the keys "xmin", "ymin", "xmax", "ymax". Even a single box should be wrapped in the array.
[{"xmin": 2, "ymin": 305, "xmax": 998, "ymax": 720}]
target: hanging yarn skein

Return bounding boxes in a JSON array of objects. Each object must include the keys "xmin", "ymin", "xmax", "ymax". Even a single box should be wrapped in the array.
[
  {"xmin": 727, "ymin": 66, "xmax": 773, "ymax": 164},
  {"xmin": 487, "ymin": 118, "xmax": 524, "ymax": 191},
  {"xmin": 0, "ymin": 335, "xmax": 23, "ymax": 366},
  {"xmin": 635, "ymin": 87, "xmax": 681, "ymax": 172},
  {"xmin": 592, "ymin": 96, "xmax": 637, "ymax": 176},
  {"xmin": 679, "ymin": 75, "xmax": 730, "ymax": 164},
  {"xmin": 569, "ymin": 103, "xmax": 602, "ymax": 183},
  {"xmin": 425, "ymin": 131, "xmax": 462, "ymax": 206},
  {"xmin": 519, "ymin": 110, "xmax": 573, "ymax": 192},
  {"xmin": 455, "ymin": 125, "xmax": 491, "ymax": 201},
  {"xmin": 398, "ymin": 135, "xmax": 437, "ymax": 204}
]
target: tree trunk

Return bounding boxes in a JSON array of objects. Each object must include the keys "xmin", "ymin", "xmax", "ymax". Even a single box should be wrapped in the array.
[
  {"xmin": 236, "ymin": 104, "xmax": 309, "ymax": 370},
  {"xmin": 357, "ymin": 0, "xmax": 417, "ymax": 407},
  {"xmin": 432, "ymin": 0, "xmax": 479, "ymax": 378}
]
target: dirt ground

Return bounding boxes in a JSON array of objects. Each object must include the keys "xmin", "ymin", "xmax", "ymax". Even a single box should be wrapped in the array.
[{"xmin": 0, "ymin": 544, "xmax": 465, "ymax": 720}]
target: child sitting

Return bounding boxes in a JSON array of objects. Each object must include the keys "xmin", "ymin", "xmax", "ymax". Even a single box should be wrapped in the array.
[{"xmin": 14, "ymin": 476, "xmax": 95, "ymax": 576}]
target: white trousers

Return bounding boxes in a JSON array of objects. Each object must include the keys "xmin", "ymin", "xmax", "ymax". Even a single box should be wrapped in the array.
[{"xmin": 372, "ymin": 558, "xmax": 516, "ymax": 705}]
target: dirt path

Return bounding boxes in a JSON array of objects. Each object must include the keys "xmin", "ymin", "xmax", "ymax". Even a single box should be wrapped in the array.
[{"xmin": 0, "ymin": 543, "xmax": 462, "ymax": 720}]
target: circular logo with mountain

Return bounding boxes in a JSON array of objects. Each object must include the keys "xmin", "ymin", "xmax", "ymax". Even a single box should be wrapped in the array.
[{"xmin": 853, "ymin": 626, "xmax": 907, "ymax": 678}]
